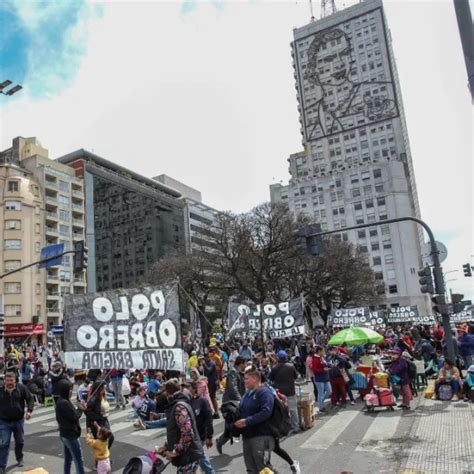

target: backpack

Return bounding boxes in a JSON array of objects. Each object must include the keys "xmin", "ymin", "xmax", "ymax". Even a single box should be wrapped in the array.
[
  {"xmin": 267, "ymin": 392, "xmax": 292, "ymax": 439},
  {"xmin": 408, "ymin": 361, "xmax": 417, "ymax": 381},
  {"xmin": 438, "ymin": 384, "xmax": 453, "ymax": 401}
]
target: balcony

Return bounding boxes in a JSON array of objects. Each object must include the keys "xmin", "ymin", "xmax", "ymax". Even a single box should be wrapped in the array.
[
  {"xmin": 46, "ymin": 272, "xmax": 59, "ymax": 283},
  {"xmin": 47, "ymin": 303, "xmax": 60, "ymax": 316},
  {"xmin": 72, "ymin": 232, "xmax": 84, "ymax": 241},
  {"xmin": 46, "ymin": 290, "xmax": 60, "ymax": 300},
  {"xmin": 45, "ymin": 180, "xmax": 57, "ymax": 190},
  {"xmin": 46, "ymin": 196, "xmax": 58, "ymax": 205},
  {"xmin": 46, "ymin": 211, "xmax": 58, "ymax": 221},
  {"xmin": 46, "ymin": 225, "xmax": 59, "ymax": 236},
  {"xmin": 73, "ymin": 218, "xmax": 84, "ymax": 227},
  {"xmin": 72, "ymin": 204, "xmax": 83, "ymax": 212},
  {"xmin": 72, "ymin": 190, "xmax": 83, "ymax": 198}
]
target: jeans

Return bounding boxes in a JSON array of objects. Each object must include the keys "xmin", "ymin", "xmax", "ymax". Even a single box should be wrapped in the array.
[
  {"xmin": 315, "ymin": 381, "xmax": 332, "ymax": 410},
  {"xmin": 242, "ymin": 436, "xmax": 274, "ymax": 474},
  {"xmin": 0, "ymin": 419, "xmax": 24, "ymax": 468},
  {"xmin": 61, "ymin": 437, "xmax": 85, "ymax": 474},
  {"xmin": 111, "ymin": 379, "xmax": 124, "ymax": 407},
  {"xmin": 286, "ymin": 396, "xmax": 300, "ymax": 432},
  {"xmin": 198, "ymin": 451, "xmax": 216, "ymax": 474},
  {"xmin": 435, "ymin": 380, "xmax": 461, "ymax": 397},
  {"xmin": 145, "ymin": 418, "xmax": 167, "ymax": 429},
  {"xmin": 330, "ymin": 377, "xmax": 347, "ymax": 406}
]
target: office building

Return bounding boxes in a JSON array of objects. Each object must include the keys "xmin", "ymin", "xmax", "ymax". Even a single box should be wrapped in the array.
[
  {"xmin": 270, "ymin": 0, "xmax": 428, "ymax": 312},
  {"xmin": 57, "ymin": 150, "xmax": 186, "ymax": 292}
]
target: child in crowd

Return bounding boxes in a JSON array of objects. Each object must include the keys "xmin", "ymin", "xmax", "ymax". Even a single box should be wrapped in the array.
[{"xmin": 86, "ymin": 421, "xmax": 112, "ymax": 474}]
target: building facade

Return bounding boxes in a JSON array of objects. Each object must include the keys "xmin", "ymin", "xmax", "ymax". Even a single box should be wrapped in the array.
[
  {"xmin": 270, "ymin": 0, "xmax": 428, "ymax": 312},
  {"xmin": 57, "ymin": 151, "xmax": 186, "ymax": 292}
]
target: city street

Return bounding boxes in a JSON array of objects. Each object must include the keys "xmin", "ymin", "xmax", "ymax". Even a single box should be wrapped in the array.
[{"xmin": 8, "ymin": 387, "xmax": 474, "ymax": 474}]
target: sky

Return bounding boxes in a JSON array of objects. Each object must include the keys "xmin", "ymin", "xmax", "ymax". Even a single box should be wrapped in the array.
[{"xmin": 0, "ymin": 0, "xmax": 472, "ymax": 299}]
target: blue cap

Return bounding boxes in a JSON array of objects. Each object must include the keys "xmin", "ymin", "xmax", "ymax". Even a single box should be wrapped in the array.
[{"xmin": 277, "ymin": 350, "xmax": 287, "ymax": 361}]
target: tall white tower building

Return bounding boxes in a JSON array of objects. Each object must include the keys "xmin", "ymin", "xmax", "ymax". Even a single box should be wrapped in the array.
[{"xmin": 271, "ymin": 0, "xmax": 429, "ymax": 312}]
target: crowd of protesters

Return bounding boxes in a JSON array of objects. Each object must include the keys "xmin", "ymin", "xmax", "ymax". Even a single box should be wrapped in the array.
[{"xmin": 0, "ymin": 321, "xmax": 473, "ymax": 473}]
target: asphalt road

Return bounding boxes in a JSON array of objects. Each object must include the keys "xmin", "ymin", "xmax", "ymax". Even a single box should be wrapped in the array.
[{"xmin": 4, "ymin": 384, "xmax": 425, "ymax": 474}]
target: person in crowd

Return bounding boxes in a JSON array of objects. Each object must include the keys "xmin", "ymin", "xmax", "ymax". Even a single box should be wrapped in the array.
[
  {"xmin": 0, "ymin": 372, "xmax": 34, "ymax": 473},
  {"xmin": 5, "ymin": 355, "xmax": 20, "ymax": 381},
  {"xmin": 235, "ymin": 369, "xmax": 275, "ymax": 474},
  {"xmin": 413, "ymin": 332, "xmax": 435, "ymax": 364},
  {"xmin": 182, "ymin": 380, "xmax": 215, "ymax": 474},
  {"xmin": 462, "ymin": 365, "xmax": 474, "ymax": 402},
  {"xmin": 228, "ymin": 346, "xmax": 239, "ymax": 366},
  {"xmin": 269, "ymin": 351, "xmax": 299, "ymax": 433},
  {"xmin": 50, "ymin": 361, "xmax": 69, "ymax": 405},
  {"xmin": 147, "ymin": 372, "xmax": 163, "ymax": 395},
  {"xmin": 190, "ymin": 369, "xmax": 214, "ymax": 416},
  {"xmin": 55, "ymin": 379, "xmax": 87, "ymax": 474},
  {"xmin": 86, "ymin": 422, "xmax": 112, "ymax": 474},
  {"xmin": 433, "ymin": 360, "xmax": 461, "ymax": 401},
  {"xmin": 77, "ymin": 379, "xmax": 91, "ymax": 403},
  {"xmin": 46, "ymin": 342, "xmax": 54, "ymax": 371},
  {"xmin": 216, "ymin": 356, "xmax": 246, "ymax": 454},
  {"xmin": 186, "ymin": 352, "xmax": 200, "ymax": 373},
  {"xmin": 156, "ymin": 380, "xmax": 203, "ymax": 474},
  {"xmin": 109, "ymin": 369, "xmax": 126, "ymax": 410},
  {"xmin": 208, "ymin": 347, "xmax": 223, "ymax": 381},
  {"xmin": 311, "ymin": 346, "xmax": 332, "ymax": 413},
  {"xmin": 327, "ymin": 346, "xmax": 350, "ymax": 408},
  {"xmin": 239, "ymin": 341, "xmax": 253, "ymax": 361},
  {"xmin": 202, "ymin": 354, "xmax": 219, "ymax": 418},
  {"xmin": 389, "ymin": 347, "xmax": 412, "ymax": 409},
  {"xmin": 458, "ymin": 325, "xmax": 474, "ymax": 370},
  {"xmin": 20, "ymin": 358, "xmax": 34, "ymax": 385},
  {"xmin": 85, "ymin": 381, "xmax": 114, "ymax": 448},
  {"xmin": 134, "ymin": 392, "xmax": 168, "ymax": 430},
  {"xmin": 132, "ymin": 386, "xmax": 147, "ymax": 413}
]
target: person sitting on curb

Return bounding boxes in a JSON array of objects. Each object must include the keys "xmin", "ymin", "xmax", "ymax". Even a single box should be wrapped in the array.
[
  {"xmin": 432, "ymin": 360, "xmax": 461, "ymax": 401},
  {"xmin": 462, "ymin": 365, "xmax": 474, "ymax": 402}
]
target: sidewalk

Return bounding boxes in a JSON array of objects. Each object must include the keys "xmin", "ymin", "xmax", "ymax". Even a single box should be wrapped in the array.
[{"xmin": 401, "ymin": 397, "xmax": 474, "ymax": 474}]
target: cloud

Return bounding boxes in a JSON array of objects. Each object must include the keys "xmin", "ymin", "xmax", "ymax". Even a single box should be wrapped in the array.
[{"xmin": 0, "ymin": 0, "xmax": 102, "ymax": 100}]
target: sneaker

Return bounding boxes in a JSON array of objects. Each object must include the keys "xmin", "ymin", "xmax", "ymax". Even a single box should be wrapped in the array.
[
  {"xmin": 463, "ymin": 397, "xmax": 469, "ymax": 402},
  {"xmin": 133, "ymin": 420, "xmax": 141, "ymax": 429},
  {"xmin": 17, "ymin": 460, "xmax": 24, "ymax": 467},
  {"xmin": 291, "ymin": 460, "xmax": 301, "ymax": 474},
  {"xmin": 137, "ymin": 418, "xmax": 146, "ymax": 430},
  {"xmin": 431, "ymin": 395, "xmax": 437, "ymax": 400},
  {"xmin": 319, "ymin": 407, "xmax": 327, "ymax": 413},
  {"xmin": 351, "ymin": 401, "xmax": 355, "ymax": 406},
  {"xmin": 452, "ymin": 395, "xmax": 459, "ymax": 401},
  {"xmin": 216, "ymin": 438, "xmax": 223, "ymax": 455},
  {"xmin": 212, "ymin": 413, "xmax": 220, "ymax": 420}
]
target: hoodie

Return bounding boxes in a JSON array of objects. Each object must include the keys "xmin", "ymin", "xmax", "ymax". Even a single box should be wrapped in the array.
[{"xmin": 55, "ymin": 379, "xmax": 83, "ymax": 439}]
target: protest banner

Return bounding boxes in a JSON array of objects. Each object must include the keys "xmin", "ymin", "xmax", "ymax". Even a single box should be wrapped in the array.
[
  {"xmin": 328, "ymin": 307, "xmax": 386, "ymax": 328},
  {"xmin": 227, "ymin": 299, "xmax": 305, "ymax": 339},
  {"xmin": 63, "ymin": 285, "xmax": 184, "ymax": 371}
]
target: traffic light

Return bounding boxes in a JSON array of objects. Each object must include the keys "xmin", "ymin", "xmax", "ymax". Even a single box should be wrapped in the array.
[
  {"xmin": 0, "ymin": 312, "xmax": 4, "ymax": 338},
  {"xmin": 463, "ymin": 263, "xmax": 472, "ymax": 277},
  {"xmin": 73, "ymin": 240, "xmax": 88, "ymax": 273},
  {"xmin": 418, "ymin": 266, "xmax": 434, "ymax": 294},
  {"xmin": 451, "ymin": 293, "xmax": 465, "ymax": 314},
  {"xmin": 432, "ymin": 295, "xmax": 448, "ymax": 315}
]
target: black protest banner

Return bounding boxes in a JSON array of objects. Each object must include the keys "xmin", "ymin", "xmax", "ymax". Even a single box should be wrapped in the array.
[
  {"xmin": 451, "ymin": 310, "xmax": 474, "ymax": 323},
  {"xmin": 227, "ymin": 299, "xmax": 305, "ymax": 339},
  {"xmin": 63, "ymin": 285, "xmax": 184, "ymax": 371},
  {"xmin": 328, "ymin": 307, "xmax": 386, "ymax": 328},
  {"xmin": 386, "ymin": 305, "xmax": 435, "ymax": 325}
]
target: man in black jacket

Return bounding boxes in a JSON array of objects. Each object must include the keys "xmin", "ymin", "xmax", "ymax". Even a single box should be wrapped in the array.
[
  {"xmin": 157, "ymin": 380, "xmax": 203, "ymax": 474},
  {"xmin": 183, "ymin": 380, "xmax": 216, "ymax": 474},
  {"xmin": 0, "ymin": 372, "xmax": 34, "ymax": 473},
  {"xmin": 216, "ymin": 356, "xmax": 246, "ymax": 454}
]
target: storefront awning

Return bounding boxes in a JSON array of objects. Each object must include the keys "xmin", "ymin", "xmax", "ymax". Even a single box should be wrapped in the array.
[{"xmin": 5, "ymin": 323, "xmax": 45, "ymax": 337}]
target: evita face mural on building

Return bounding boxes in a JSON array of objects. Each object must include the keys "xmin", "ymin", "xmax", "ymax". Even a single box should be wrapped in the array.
[{"xmin": 297, "ymin": 19, "xmax": 399, "ymax": 141}]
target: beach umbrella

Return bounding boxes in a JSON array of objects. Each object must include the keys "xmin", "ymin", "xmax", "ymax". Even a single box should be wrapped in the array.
[{"xmin": 328, "ymin": 327, "xmax": 384, "ymax": 346}]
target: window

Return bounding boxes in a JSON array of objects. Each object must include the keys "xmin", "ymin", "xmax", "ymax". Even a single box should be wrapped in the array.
[
  {"xmin": 354, "ymin": 202, "xmax": 363, "ymax": 211},
  {"xmin": 369, "ymin": 229, "xmax": 378, "ymax": 237},
  {"xmin": 5, "ymin": 304, "xmax": 21, "ymax": 317},
  {"xmin": 361, "ymin": 171, "xmax": 370, "ymax": 181},
  {"xmin": 352, "ymin": 188, "xmax": 361, "ymax": 198},
  {"xmin": 388, "ymin": 284, "xmax": 398, "ymax": 294},
  {"xmin": 379, "ymin": 214, "xmax": 388, "ymax": 220},
  {"xmin": 59, "ymin": 224, "xmax": 70, "ymax": 236},
  {"xmin": 35, "ymin": 242, "xmax": 41, "ymax": 253},
  {"xmin": 385, "ymin": 254, "xmax": 394, "ymax": 264},
  {"xmin": 356, "ymin": 218, "xmax": 364, "ymax": 225},
  {"xmin": 386, "ymin": 269, "xmax": 396, "ymax": 279},
  {"xmin": 4, "ymin": 260, "xmax": 21, "ymax": 271},
  {"xmin": 358, "ymin": 230, "xmax": 366, "ymax": 238},
  {"xmin": 374, "ymin": 271, "xmax": 384, "ymax": 280},
  {"xmin": 5, "ymin": 201, "xmax": 21, "ymax": 211},
  {"xmin": 373, "ymin": 257, "xmax": 382, "ymax": 265},
  {"xmin": 58, "ymin": 195, "xmax": 70, "ymax": 206},
  {"xmin": 383, "ymin": 240, "xmax": 392, "ymax": 249},
  {"xmin": 375, "ymin": 184, "xmax": 384, "ymax": 193},
  {"xmin": 7, "ymin": 181, "xmax": 19, "ymax": 192},
  {"xmin": 59, "ymin": 180, "xmax": 69, "ymax": 192},
  {"xmin": 35, "ymin": 223, "xmax": 41, "ymax": 234},
  {"xmin": 4, "ymin": 220, "xmax": 21, "ymax": 230},
  {"xmin": 373, "ymin": 169, "xmax": 382, "ymax": 179},
  {"xmin": 4, "ymin": 282, "xmax": 21, "ymax": 294},
  {"xmin": 59, "ymin": 210, "xmax": 70, "ymax": 221},
  {"xmin": 36, "ymin": 283, "xmax": 41, "ymax": 295},
  {"xmin": 350, "ymin": 174, "xmax": 359, "ymax": 184},
  {"xmin": 371, "ymin": 243, "xmax": 380, "ymax": 251},
  {"xmin": 60, "ymin": 270, "xmax": 71, "ymax": 282},
  {"xmin": 381, "ymin": 225, "xmax": 390, "ymax": 235},
  {"xmin": 377, "ymin": 197, "xmax": 386, "ymax": 206},
  {"xmin": 359, "ymin": 245, "xmax": 368, "ymax": 252},
  {"xmin": 4, "ymin": 239, "xmax": 21, "ymax": 250},
  {"xmin": 366, "ymin": 200, "xmax": 374, "ymax": 208}
]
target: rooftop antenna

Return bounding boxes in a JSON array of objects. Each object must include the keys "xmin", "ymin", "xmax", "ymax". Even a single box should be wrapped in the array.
[
  {"xmin": 321, "ymin": 0, "xmax": 337, "ymax": 18},
  {"xmin": 309, "ymin": 0, "xmax": 316, "ymax": 22}
]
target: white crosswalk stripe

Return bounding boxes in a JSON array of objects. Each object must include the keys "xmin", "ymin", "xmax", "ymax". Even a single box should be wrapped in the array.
[
  {"xmin": 355, "ymin": 410, "xmax": 401, "ymax": 452},
  {"xmin": 301, "ymin": 409, "xmax": 360, "ymax": 450}
]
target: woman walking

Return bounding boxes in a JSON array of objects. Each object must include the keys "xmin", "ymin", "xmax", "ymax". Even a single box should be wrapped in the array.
[
  {"xmin": 55, "ymin": 379, "xmax": 87, "ymax": 474},
  {"xmin": 85, "ymin": 381, "xmax": 115, "ymax": 448}
]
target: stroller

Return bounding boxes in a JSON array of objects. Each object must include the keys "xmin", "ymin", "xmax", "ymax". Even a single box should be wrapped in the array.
[{"xmin": 122, "ymin": 455, "xmax": 170, "ymax": 474}]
